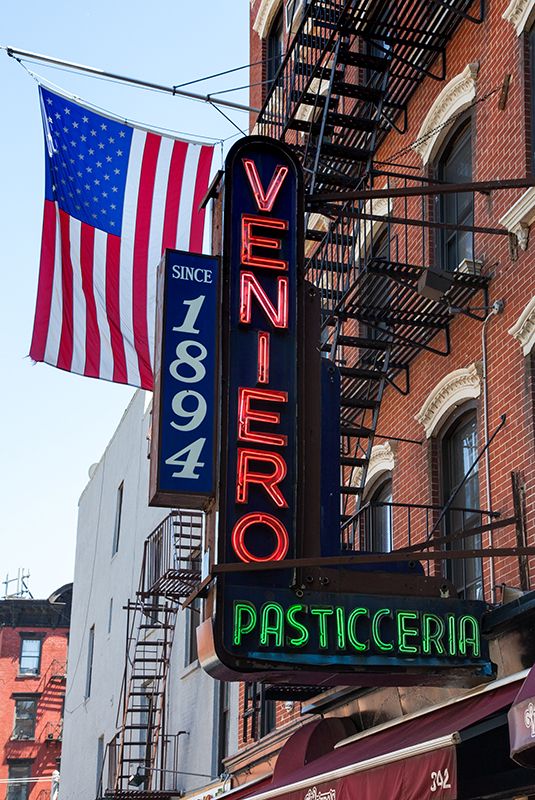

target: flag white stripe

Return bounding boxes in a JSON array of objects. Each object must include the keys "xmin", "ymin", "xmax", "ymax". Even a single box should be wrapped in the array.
[
  {"xmin": 176, "ymin": 144, "xmax": 201, "ymax": 248},
  {"xmin": 92, "ymin": 229, "xmax": 115, "ymax": 382},
  {"xmin": 119, "ymin": 128, "xmax": 147, "ymax": 388},
  {"xmin": 146, "ymin": 136, "xmax": 174, "ymax": 370},
  {"xmin": 43, "ymin": 207, "xmax": 63, "ymax": 367},
  {"xmin": 68, "ymin": 218, "xmax": 87, "ymax": 376}
]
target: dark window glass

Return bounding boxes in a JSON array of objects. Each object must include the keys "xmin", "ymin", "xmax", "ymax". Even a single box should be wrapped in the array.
[
  {"xmin": 96, "ymin": 735, "xmax": 104, "ymax": 794},
  {"xmin": 366, "ymin": 478, "xmax": 393, "ymax": 552},
  {"xmin": 437, "ymin": 122, "xmax": 473, "ymax": 271},
  {"xmin": 185, "ymin": 598, "xmax": 201, "ymax": 665},
  {"xmin": 267, "ymin": 9, "xmax": 284, "ymax": 87},
  {"xmin": 244, "ymin": 683, "xmax": 275, "ymax": 741},
  {"xmin": 112, "ymin": 482, "xmax": 124, "ymax": 555},
  {"xmin": 13, "ymin": 698, "xmax": 37, "ymax": 740},
  {"xmin": 530, "ymin": 28, "xmax": 535, "ymax": 172},
  {"xmin": 218, "ymin": 681, "xmax": 231, "ymax": 770},
  {"xmin": 7, "ymin": 763, "xmax": 31, "ymax": 800},
  {"xmin": 442, "ymin": 412, "xmax": 483, "ymax": 599},
  {"xmin": 364, "ymin": 228, "xmax": 391, "ymax": 341},
  {"xmin": 85, "ymin": 626, "xmax": 95, "ymax": 698},
  {"xmin": 19, "ymin": 638, "xmax": 41, "ymax": 675}
]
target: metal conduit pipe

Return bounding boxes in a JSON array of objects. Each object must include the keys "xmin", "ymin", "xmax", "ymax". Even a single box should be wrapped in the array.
[{"xmin": 481, "ymin": 299, "xmax": 504, "ymax": 602}]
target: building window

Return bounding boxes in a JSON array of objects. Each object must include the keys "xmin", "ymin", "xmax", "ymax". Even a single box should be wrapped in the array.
[
  {"xmin": 112, "ymin": 482, "xmax": 124, "ymax": 555},
  {"xmin": 218, "ymin": 681, "xmax": 231, "ymax": 770},
  {"xmin": 7, "ymin": 762, "xmax": 32, "ymax": 800},
  {"xmin": 243, "ymin": 683, "xmax": 275, "ymax": 742},
  {"xmin": 436, "ymin": 120, "xmax": 473, "ymax": 271},
  {"xmin": 185, "ymin": 598, "xmax": 201, "ymax": 665},
  {"xmin": 85, "ymin": 626, "xmax": 95, "ymax": 699},
  {"xmin": 108, "ymin": 598, "xmax": 113, "ymax": 634},
  {"xmin": 12, "ymin": 697, "xmax": 38, "ymax": 740},
  {"xmin": 365, "ymin": 478, "xmax": 393, "ymax": 552},
  {"xmin": 96, "ymin": 735, "xmax": 104, "ymax": 795},
  {"xmin": 19, "ymin": 637, "xmax": 42, "ymax": 676},
  {"xmin": 530, "ymin": 27, "xmax": 535, "ymax": 172},
  {"xmin": 441, "ymin": 410, "xmax": 483, "ymax": 599},
  {"xmin": 364, "ymin": 227, "xmax": 391, "ymax": 340},
  {"xmin": 266, "ymin": 8, "xmax": 284, "ymax": 88}
]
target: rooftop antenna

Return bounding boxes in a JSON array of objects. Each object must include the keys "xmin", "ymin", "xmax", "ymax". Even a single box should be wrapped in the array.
[{"xmin": 2, "ymin": 568, "xmax": 33, "ymax": 599}]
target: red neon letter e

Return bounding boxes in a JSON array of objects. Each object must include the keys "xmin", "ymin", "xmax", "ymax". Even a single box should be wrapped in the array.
[
  {"xmin": 241, "ymin": 215, "xmax": 288, "ymax": 271},
  {"xmin": 238, "ymin": 386, "xmax": 288, "ymax": 446}
]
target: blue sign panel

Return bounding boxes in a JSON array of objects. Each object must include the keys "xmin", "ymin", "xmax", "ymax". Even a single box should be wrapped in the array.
[{"xmin": 149, "ymin": 249, "xmax": 219, "ymax": 510}]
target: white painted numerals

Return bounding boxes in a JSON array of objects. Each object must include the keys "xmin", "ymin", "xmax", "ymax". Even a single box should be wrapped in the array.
[
  {"xmin": 430, "ymin": 769, "xmax": 451, "ymax": 792},
  {"xmin": 166, "ymin": 295, "xmax": 209, "ymax": 480}
]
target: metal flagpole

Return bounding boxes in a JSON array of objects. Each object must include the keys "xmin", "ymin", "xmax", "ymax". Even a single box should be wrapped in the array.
[{"xmin": 2, "ymin": 46, "xmax": 260, "ymax": 114}]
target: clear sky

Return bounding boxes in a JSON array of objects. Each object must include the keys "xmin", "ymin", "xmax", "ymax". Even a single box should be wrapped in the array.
[{"xmin": 0, "ymin": 1, "xmax": 249, "ymax": 599}]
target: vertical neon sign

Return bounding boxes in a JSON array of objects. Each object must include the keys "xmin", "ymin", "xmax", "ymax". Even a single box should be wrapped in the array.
[{"xmin": 219, "ymin": 137, "xmax": 303, "ymax": 579}]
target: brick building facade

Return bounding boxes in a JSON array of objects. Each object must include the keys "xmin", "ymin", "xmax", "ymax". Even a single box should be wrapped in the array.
[
  {"xmin": 217, "ymin": 1, "xmax": 535, "ymax": 796},
  {"xmin": 0, "ymin": 586, "xmax": 71, "ymax": 800}
]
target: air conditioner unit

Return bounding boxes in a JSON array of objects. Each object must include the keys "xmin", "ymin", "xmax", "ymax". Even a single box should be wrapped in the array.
[{"xmin": 285, "ymin": 0, "xmax": 306, "ymax": 34}]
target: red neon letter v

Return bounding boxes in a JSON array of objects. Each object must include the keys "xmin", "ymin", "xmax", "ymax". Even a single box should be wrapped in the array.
[{"xmin": 243, "ymin": 158, "xmax": 289, "ymax": 212}]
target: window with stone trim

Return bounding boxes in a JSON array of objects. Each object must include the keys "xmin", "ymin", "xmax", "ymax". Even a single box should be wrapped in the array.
[
  {"xmin": 12, "ymin": 697, "xmax": 38, "ymax": 740},
  {"xmin": 266, "ymin": 7, "xmax": 284, "ymax": 88},
  {"xmin": 7, "ymin": 762, "xmax": 32, "ymax": 800},
  {"xmin": 435, "ymin": 118, "xmax": 474, "ymax": 271}
]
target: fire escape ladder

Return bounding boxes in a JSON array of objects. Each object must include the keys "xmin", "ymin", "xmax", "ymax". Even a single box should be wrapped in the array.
[
  {"xmin": 100, "ymin": 511, "xmax": 204, "ymax": 798},
  {"xmin": 337, "ymin": 336, "xmax": 392, "ymax": 522},
  {"xmin": 114, "ymin": 599, "xmax": 178, "ymax": 793}
]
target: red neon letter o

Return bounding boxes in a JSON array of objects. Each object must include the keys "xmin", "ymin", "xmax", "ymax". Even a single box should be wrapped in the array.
[{"xmin": 231, "ymin": 512, "xmax": 289, "ymax": 563}]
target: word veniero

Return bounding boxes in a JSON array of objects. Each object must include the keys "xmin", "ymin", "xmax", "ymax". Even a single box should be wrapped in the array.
[{"xmin": 233, "ymin": 600, "xmax": 481, "ymax": 658}]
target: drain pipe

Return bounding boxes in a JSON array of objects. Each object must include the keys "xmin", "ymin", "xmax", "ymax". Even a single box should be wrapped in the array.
[{"xmin": 481, "ymin": 299, "xmax": 504, "ymax": 602}]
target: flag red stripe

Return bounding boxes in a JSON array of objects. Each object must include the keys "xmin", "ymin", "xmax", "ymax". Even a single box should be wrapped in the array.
[
  {"xmin": 132, "ymin": 133, "xmax": 161, "ymax": 389},
  {"xmin": 79, "ymin": 225, "xmax": 100, "ymax": 378},
  {"xmin": 189, "ymin": 145, "xmax": 214, "ymax": 252},
  {"xmin": 161, "ymin": 140, "xmax": 188, "ymax": 252},
  {"xmin": 57, "ymin": 210, "xmax": 74, "ymax": 371},
  {"xmin": 30, "ymin": 201, "xmax": 57, "ymax": 362},
  {"xmin": 106, "ymin": 233, "xmax": 128, "ymax": 384}
]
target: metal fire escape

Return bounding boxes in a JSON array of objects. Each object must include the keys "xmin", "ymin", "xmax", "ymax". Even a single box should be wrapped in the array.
[
  {"xmin": 255, "ymin": 0, "xmax": 494, "ymax": 526},
  {"xmin": 98, "ymin": 510, "xmax": 203, "ymax": 800}
]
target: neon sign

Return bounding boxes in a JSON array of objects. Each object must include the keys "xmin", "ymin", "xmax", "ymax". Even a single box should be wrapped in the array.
[{"xmin": 218, "ymin": 137, "xmax": 302, "ymax": 573}]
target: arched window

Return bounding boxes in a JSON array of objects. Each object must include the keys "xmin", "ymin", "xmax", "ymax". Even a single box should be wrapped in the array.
[
  {"xmin": 365, "ymin": 477, "xmax": 393, "ymax": 552},
  {"xmin": 436, "ymin": 120, "xmax": 474, "ymax": 271},
  {"xmin": 266, "ymin": 8, "xmax": 284, "ymax": 88},
  {"xmin": 364, "ymin": 226, "xmax": 391, "ymax": 341},
  {"xmin": 441, "ymin": 409, "xmax": 482, "ymax": 599}
]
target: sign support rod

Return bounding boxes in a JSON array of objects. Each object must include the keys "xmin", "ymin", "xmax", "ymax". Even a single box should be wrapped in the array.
[{"xmin": 3, "ymin": 45, "xmax": 259, "ymax": 114}]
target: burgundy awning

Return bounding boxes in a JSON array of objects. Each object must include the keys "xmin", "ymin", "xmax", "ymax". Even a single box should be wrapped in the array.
[
  {"xmin": 509, "ymin": 664, "xmax": 535, "ymax": 766},
  {"xmin": 240, "ymin": 675, "xmax": 523, "ymax": 800}
]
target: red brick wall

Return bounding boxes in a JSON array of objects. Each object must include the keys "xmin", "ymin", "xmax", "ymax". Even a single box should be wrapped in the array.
[{"xmin": 0, "ymin": 626, "xmax": 69, "ymax": 799}]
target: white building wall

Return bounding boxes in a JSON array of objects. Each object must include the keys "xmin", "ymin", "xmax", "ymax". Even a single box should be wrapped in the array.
[{"xmin": 60, "ymin": 391, "xmax": 238, "ymax": 800}]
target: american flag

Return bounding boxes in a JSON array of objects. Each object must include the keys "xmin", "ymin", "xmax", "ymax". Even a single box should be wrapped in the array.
[{"xmin": 30, "ymin": 86, "xmax": 215, "ymax": 389}]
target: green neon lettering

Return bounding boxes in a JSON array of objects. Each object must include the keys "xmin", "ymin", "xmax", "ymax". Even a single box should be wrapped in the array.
[
  {"xmin": 310, "ymin": 607, "xmax": 334, "ymax": 649},
  {"xmin": 347, "ymin": 608, "xmax": 369, "ymax": 652},
  {"xmin": 233, "ymin": 601, "xmax": 257, "ymax": 646},
  {"xmin": 371, "ymin": 608, "xmax": 393, "ymax": 652},
  {"xmin": 335, "ymin": 606, "xmax": 346, "ymax": 650},
  {"xmin": 458, "ymin": 615, "xmax": 480, "ymax": 657},
  {"xmin": 259, "ymin": 602, "xmax": 284, "ymax": 647},
  {"xmin": 286, "ymin": 604, "xmax": 309, "ymax": 647},
  {"xmin": 422, "ymin": 613, "xmax": 446, "ymax": 655},
  {"xmin": 397, "ymin": 611, "xmax": 420, "ymax": 654},
  {"xmin": 447, "ymin": 614, "xmax": 457, "ymax": 656}
]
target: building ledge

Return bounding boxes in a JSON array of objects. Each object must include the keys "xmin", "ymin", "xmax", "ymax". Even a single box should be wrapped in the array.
[{"xmin": 483, "ymin": 591, "xmax": 535, "ymax": 637}]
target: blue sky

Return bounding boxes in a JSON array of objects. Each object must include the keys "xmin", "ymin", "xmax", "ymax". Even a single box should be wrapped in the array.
[{"xmin": 0, "ymin": 1, "xmax": 249, "ymax": 599}]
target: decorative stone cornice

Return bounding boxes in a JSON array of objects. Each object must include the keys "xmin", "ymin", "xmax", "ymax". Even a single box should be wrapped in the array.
[
  {"xmin": 499, "ymin": 188, "xmax": 535, "ymax": 251},
  {"xmin": 350, "ymin": 441, "xmax": 396, "ymax": 488},
  {"xmin": 253, "ymin": 0, "xmax": 283, "ymax": 38},
  {"xmin": 503, "ymin": 0, "xmax": 535, "ymax": 35},
  {"xmin": 413, "ymin": 63, "xmax": 479, "ymax": 165},
  {"xmin": 415, "ymin": 363, "xmax": 482, "ymax": 438},
  {"xmin": 509, "ymin": 296, "xmax": 535, "ymax": 355}
]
